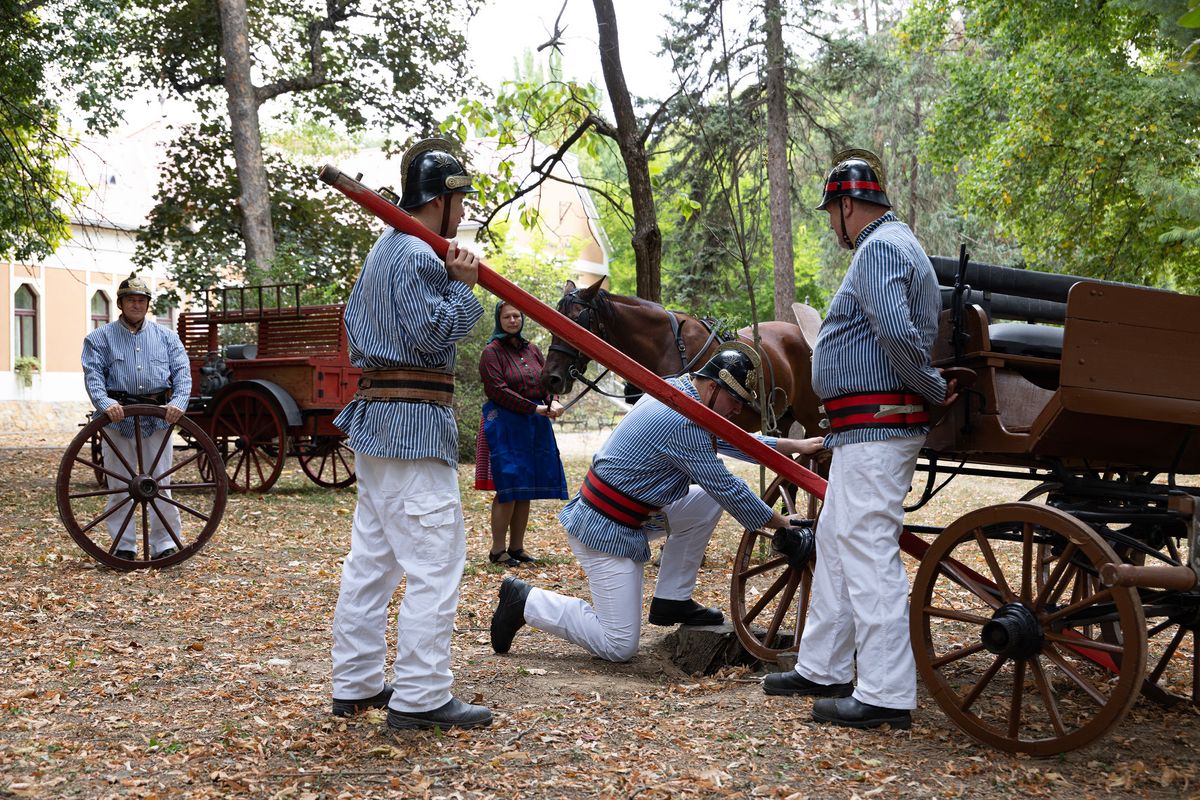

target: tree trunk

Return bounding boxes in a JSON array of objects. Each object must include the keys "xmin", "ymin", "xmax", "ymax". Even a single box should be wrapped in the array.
[
  {"xmin": 764, "ymin": 0, "xmax": 795, "ymax": 322},
  {"xmin": 908, "ymin": 93, "xmax": 921, "ymax": 232},
  {"xmin": 216, "ymin": 0, "xmax": 276, "ymax": 269},
  {"xmin": 592, "ymin": 0, "xmax": 661, "ymax": 302}
]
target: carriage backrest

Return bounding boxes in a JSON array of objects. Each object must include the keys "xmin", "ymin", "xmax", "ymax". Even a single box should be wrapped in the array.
[
  {"xmin": 257, "ymin": 305, "xmax": 348, "ymax": 358},
  {"xmin": 177, "ymin": 312, "xmax": 215, "ymax": 359},
  {"xmin": 1059, "ymin": 282, "xmax": 1200, "ymax": 410}
]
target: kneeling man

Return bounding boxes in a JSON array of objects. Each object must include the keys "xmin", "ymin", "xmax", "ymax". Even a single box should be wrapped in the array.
[{"xmin": 490, "ymin": 347, "xmax": 824, "ymax": 662}]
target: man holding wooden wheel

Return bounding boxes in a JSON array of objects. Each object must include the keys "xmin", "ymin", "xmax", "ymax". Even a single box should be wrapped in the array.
[{"xmin": 81, "ymin": 273, "xmax": 191, "ymax": 563}]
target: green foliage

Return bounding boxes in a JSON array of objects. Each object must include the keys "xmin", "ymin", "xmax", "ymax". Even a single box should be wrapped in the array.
[
  {"xmin": 78, "ymin": 0, "xmax": 477, "ymax": 292},
  {"xmin": 905, "ymin": 0, "xmax": 1200, "ymax": 286},
  {"xmin": 443, "ymin": 54, "xmax": 610, "ymax": 245},
  {"xmin": 133, "ymin": 123, "xmax": 376, "ymax": 304},
  {"xmin": 0, "ymin": 5, "xmax": 77, "ymax": 261},
  {"xmin": 14, "ymin": 357, "xmax": 40, "ymax": 388}
]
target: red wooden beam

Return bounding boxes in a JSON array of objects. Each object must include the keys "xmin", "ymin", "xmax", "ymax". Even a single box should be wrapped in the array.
[{"xmin": 317, "ymin": 164, "xmax": 826, "ymax": 500}]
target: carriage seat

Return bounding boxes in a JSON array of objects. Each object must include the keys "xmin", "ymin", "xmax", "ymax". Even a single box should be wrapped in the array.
[{"xmin": 986, "ymin": 323, "xmax": 1063, "ymax": 360}]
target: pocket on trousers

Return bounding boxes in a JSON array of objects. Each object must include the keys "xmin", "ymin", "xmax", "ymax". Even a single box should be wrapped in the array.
[{"xmin": 404, "ymin": 492, "xmax": 463, "ymax": 563}]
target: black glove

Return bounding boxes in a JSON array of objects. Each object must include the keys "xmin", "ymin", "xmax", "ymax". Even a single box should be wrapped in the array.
[{"xmin": 772, "ymin": 524, "xmax": 815, "ymax": 571}]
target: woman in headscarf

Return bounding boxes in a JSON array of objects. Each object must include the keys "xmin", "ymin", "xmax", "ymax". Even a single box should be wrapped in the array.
[{"xmin": 475, "ymin": 301, "xmax": 568, "ymax": 566}]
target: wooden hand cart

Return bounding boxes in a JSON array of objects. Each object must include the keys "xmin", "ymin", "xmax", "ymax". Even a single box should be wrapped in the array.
[{"xmin": 176, "ymin": 284, "xmax": 360, "ymax": 493}]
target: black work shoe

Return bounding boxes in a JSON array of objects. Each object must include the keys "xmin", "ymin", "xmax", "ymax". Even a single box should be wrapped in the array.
[
  {"xmin": 647, "ymin": 597, "xmax": 724, "ymax": 627},
  {"xmin": 762, "ymin": 670, "xmax": 853, "ymax": 697},
  {"xmin": 490, "ymin": 576, "xmax": 531, "ymax": 654},
  {"xmin": 152, "ymin": 547, "xmax": 178, "ymax": 560},
  {"xmin": 115, "ymin": 550, "xmax": 136, "ymax": 561},
  {"xmin": 387, "ymin": 697, "xmax": 493, "ymax": 730},
  {"xmin": 332, "ymin": 683, "xmax": 394, "ymax": 717},
  {"xmin": 811, "ymin": 696, "xmax": 912, "ymax": 730}
]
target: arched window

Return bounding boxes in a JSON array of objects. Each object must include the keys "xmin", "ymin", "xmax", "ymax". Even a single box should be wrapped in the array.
[
  {"xmin": 90, "ymin": 291, "xmax": 111, "ymax": 329},
  {"xmin": 14, "ymin": 285, "xmax": 38, "ymax": 358}
]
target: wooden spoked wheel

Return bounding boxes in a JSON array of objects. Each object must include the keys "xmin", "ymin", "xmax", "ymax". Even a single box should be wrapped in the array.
[
  {"xmin": 1136, "ymin": 534, "xmax": 1200, "ymax": 707},
  {"xmin": 56, "ymin": 405, "xmax": 228, "ymax": 571},
  {"xmin": 210, "ymin": 387, "xmax": 287, "ymax": 493},
  {"xmin": 90, "ymin": 430, "xmax": 106, "ymax": 487},
  {"xmin": 911, "ymin": 502, "xmax": 1146, "ymax": 756},
  {"xmin": 297, "ymin": 436, "xmax": 356, "ymax": 488},
  {"xmin": 1022, "ymin": 483, "xmax": 1196, "ymax": 706},
  {"xmin": 730, "ymin": 464, "xmax": 821, "ymax": 664}
]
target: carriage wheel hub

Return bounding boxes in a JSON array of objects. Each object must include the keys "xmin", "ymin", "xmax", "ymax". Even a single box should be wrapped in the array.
[
  {"xmin": 981, "ymin": 602, "xmax": 1043, "ymax": 659},
  {"xmin": 128, "ymin": 475, "xmax": 159, "ymax": 501}
]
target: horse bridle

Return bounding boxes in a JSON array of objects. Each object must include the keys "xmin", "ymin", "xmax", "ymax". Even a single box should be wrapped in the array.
[
  {"xmin": 549, "ymin": 289, "xmax": 737, "ymax": 410},
  {"xmin": 548, "ymin": 290, "xmax": 604, "ymax": 366},
  {"xmin": 548, "ymin": 291, "xmax": 623, "ymax": 409}
]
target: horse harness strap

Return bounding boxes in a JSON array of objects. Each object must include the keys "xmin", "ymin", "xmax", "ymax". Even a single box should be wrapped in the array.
[
  {"xmin": 820, "ymin": 391, "xmax": 928, "ymax": 432},
  {"xmin": 356, "ymin": 368, "xmax": 455, "ymax": 406},
  {"xmin": 579, "ymin": 468, "xmax": 661, "ymax": 528},
  {"xmin": 666, "ymin": 310, "xmax": 689, "ymax": 372}
]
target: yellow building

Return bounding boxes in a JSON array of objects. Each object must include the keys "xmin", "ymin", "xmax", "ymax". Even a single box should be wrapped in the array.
[{"xmin": 2, "ymin": 122, "xmax": 174, "ymax": 405}]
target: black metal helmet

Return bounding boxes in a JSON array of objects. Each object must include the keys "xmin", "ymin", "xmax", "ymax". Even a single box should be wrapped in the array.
[
  {"xmin": 117, "ymin": 272, "xmax": 152, "ymax": 301},
  {"xmin": 397, "ymin": 137, "xmax": 477, "ymax": 210},
  {"xmin": 694, "ymin": 345, "xmax": 760, "ymax": 412},
  {"xmin": 815, "ymin": 148, "xmax": 891, "ymax": 210}
]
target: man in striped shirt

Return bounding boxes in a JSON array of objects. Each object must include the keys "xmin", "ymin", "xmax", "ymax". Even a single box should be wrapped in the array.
[
  {"xmin": 81, "ymin": 273, "xmax": 191, "ymax": 563},
  {"xmin": 763, "ymin": 150, "xmax": 957, "ymax": 730},
  {"xmin": 329, "ymin": 139, "xmax": 491, "ymax": 731},
  {"xmin": 489, "ymin": 348, "xmax": 825, "ymax": 663}
]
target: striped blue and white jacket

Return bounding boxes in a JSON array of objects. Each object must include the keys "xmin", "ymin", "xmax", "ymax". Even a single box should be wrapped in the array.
[
  {"xmin": 812, "ymin": 211, "xmax": 947, "ymax": 447},
  {"xmin": 81, "ymin": 319, "xmax": 191, "ymax": 438},
  {"xmin": 334, "ymin": 229, "xmax": 484, "ymax": 466},
  {"xmin": 559, "ymin": 377, "xmax": 778, "ymax": 562}
]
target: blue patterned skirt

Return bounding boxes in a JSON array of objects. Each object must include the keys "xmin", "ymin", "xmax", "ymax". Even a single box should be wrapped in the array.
[{"xmin": 480, "ymin": 401, "xmax": 568, "ymax": 503}]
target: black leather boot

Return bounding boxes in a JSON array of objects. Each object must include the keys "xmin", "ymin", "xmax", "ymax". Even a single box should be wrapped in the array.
[
  {"xmin": 647, "ymin": 597, "xmax": 724, "ymax": 627},
  {"xmin": 490, "ymin": 576, "xmax": 531, "ymax": 654},
  {"xmin": 332, "ymin": 683, "xmax": 394, "ymax": 717}
]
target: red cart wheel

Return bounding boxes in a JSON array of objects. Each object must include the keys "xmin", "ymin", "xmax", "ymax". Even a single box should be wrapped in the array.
[
  {"xmin": 297, "ymin": 436, "xmax": 356, "ymax": 488},
  {"xmin": 56, "ymin": 405, "xmax": 228, "ymax": 571},
  {"xmin": 730, "ymin": 461, "xmax": 822, "ymax": 663},
  {"xmin": 211, "ymin": 387, "xmax": 287, "ymax": 493},
  {"xmin": 911, "ymin": 502, "xmax": 1145, "ymax": 756}
]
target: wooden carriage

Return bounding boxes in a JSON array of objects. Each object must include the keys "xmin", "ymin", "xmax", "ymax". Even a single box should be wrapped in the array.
[
  {"xmin": 176, "ymin": 284, "xmax": 360, "ymax": 492},
  {"xmin": 730, "ymin": 260, "xmax": 1200, "ymax": 756}
]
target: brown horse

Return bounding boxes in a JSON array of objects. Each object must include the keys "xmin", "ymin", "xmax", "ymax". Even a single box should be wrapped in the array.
[{"xmin": 540, "ymin": 280, "xmax": 825, "ymax": 438}]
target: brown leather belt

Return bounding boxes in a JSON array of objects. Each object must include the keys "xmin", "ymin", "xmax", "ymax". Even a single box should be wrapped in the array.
[{"xmin": 355, "ymin": 369, "xmax": 455, "ymax": 406}]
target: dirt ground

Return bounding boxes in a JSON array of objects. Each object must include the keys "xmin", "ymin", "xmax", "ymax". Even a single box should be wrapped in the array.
[{"xmin": 2, "ymin": 442, "xmax": 1198, "ymax": 799}]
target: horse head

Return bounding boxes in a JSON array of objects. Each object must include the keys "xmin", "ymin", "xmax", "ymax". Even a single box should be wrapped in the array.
[{"xmin": 541, "ymin": 279, "xmax": 608, "ymax": 395}]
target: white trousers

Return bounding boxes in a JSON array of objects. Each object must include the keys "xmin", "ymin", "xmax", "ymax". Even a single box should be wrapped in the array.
[
  {"xmin": 524, "ymin": 485, "xmax": 723, "ymax": 662},
  {"xmin": 795, "ymin": 435, "xmax": 924, "ymax": 709},
  {"xmin": 101, "ymin": 427, "xmax": 181, "ymax": 555},
  {"xmin": 331, "ymin": 455, "xmax": 466, "ymax": 712}
]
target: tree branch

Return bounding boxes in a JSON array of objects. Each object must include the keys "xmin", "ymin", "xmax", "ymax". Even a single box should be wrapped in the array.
[{"xmin": 254, "ymin": 0, "xmax": 356, "ymax": 104}]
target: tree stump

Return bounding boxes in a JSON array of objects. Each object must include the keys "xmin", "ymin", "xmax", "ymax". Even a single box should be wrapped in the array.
[{"xmin": 661, "ymin": 622, "xmax": 761, "ymax": 675}]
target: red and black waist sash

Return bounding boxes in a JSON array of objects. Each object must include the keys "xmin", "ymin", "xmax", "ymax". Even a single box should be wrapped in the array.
[
  {"xmin": 822, "ymin": 391, "xmax": 928, "ymax": 432},
  {"xmin": 579, "ymin": 468, "xmax": 660, "ymax": 528}
]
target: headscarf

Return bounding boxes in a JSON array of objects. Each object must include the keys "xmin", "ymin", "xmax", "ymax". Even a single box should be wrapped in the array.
[{"xmin": 488, "ymin": 300, "xmax": 527, "ymax": 345}]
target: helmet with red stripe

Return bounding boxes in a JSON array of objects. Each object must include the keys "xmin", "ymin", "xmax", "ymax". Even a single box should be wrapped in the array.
[{"xmin": 815, "ymin": 148, "xmax": 890, "ymax": 210}]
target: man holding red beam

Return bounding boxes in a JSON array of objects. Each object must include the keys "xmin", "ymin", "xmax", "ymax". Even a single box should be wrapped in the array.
[
  {"xmin": 490, "ymin": 345, "xmax": 825, "ymax": 663},
  {"xmin": 763, "ymin": 149, "xmax": 957, "ymax": 730},
  {"xmin": 329, "ymin": 137, "xmax": 493, "ymax": 731}
]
